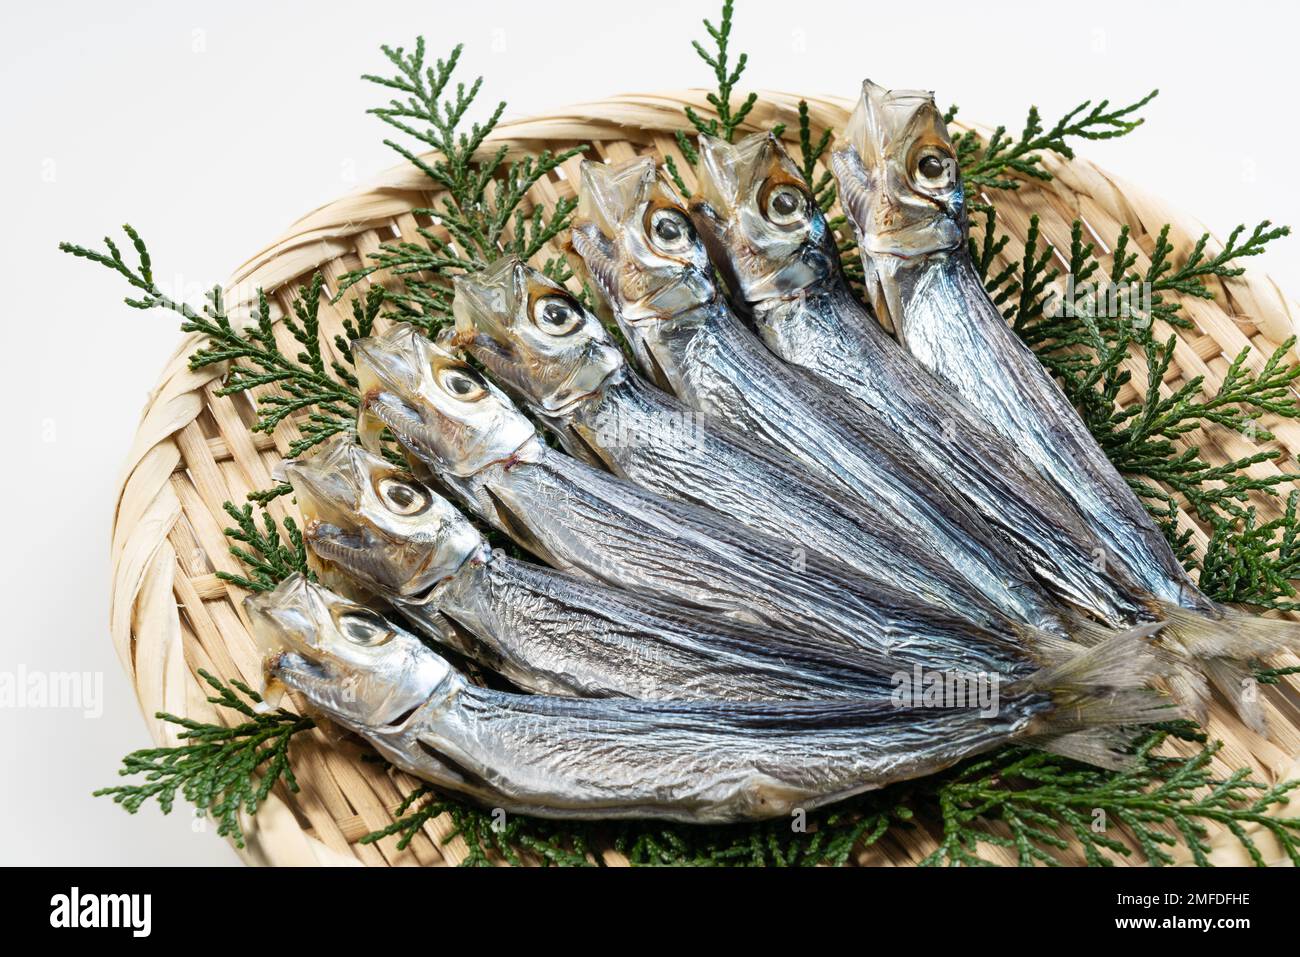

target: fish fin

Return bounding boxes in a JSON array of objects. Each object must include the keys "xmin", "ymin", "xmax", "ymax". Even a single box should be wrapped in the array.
[
  {"xmin": 1158, "ymin": 601, "xmax": 1300, "ymax": 661},
  {"xmin": 1019, "ymin": 627, "xmax": 1172, "ymax": 695},
  {"xmin": 566, "ymin": 421, "xmax": 625, "ymax": 475},
  {"xmin": 482, "ymin": 485, "xmax": 566, "ymax": 570},
  {"xmin": 1033, "ymin": 729, "xmax": 1142, "ymax": 771},
  {"xmin": 1014, "ymin": 629, "xmax": 1185, "ymax": 768},
  {"xmin": 640, "ymin": 342, "xmax": 677, "ymax": 395},
  {"xmin": 1029, "ymin": 618, "xmax": 1171, "ymax": 671},
  {"xmin": 830, "ymin": 147, "xmax": 872, "ymax": 235},
  {"xmin": 1063, "ymin": 612, "xmax": 1214, "ymax": 719},
  {"xmin": 1163, "ymin": 665, "xmax": 1212, "ymax": 727},
  {"xmin": 1202, "ymin": 656, "xmax": 1270, "ymax": 737}
]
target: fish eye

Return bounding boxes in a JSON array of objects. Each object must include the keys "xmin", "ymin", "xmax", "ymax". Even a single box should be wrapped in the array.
[
  {"xmin": 914, "ymin": 151, "xmax": 955, "ymax": 190},
  {"xmin": 376, "ymin": 476, "xmax": 429, "ymax": 516},
  {"xmin": 647, "ymin": 207, "xmax": 693, "ymax": 254},
  {"xmin": 337, "ymin": 609, "xmax": 394, "ymax": 647},
  {"xmin": 764, "ymin": 183, "xmax": 808, "ymax": 227},
  {"xmin": 436, "ymin": 365, "xmax": 487, "ymax": 402},
  {"xmin": 532, "ymin": 295, "xmax": 583, "ymax": 336}
]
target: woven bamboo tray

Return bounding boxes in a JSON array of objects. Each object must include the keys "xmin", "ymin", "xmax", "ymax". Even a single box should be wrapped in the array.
[{"xmin": 110, "ymin": 90, "xmax": 1300, "ymax": 866}]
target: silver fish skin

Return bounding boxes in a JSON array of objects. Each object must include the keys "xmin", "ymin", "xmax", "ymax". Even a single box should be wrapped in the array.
[
  {"xmin": 830, "ymin": 81, "xmax": 1300, "ymax": 711},
  {"xmin": 351, "ymin": 327, "xmax": 1052, "ymax": 679},
  {"xmin": 689, "ymin": 131, "xmax": 1154, "ymax": 627},
  {"xmin": 567, "ymin": 156, "xmax": 1064, "ymax": 636},
  {"xmin": 450, "ymin": 257, "xmax": 1021, "ymax": 633},
  {"xmin": 288, "ymin": 437, "xmax": 903, "ymax": 701},
  {"xmin": 255, "ymin": 576, "xmax": 1174, "ymax": 822}
]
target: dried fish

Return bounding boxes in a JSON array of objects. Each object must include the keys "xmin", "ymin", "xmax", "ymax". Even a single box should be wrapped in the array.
[{"xmin": 252, "ymin": 575, "xmax": 1173, "ymax": 823}]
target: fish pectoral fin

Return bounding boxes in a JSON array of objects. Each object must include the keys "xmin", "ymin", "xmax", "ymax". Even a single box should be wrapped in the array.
[
  {"xmin": 568, "ymin": 422, "xmax": 625, "ymax": 476},
  {"xmin": 642, "ymin": 346, "xmax": 677, "ymax": 396},
  {"xmin": 483, "ymin": 485, "xmax": 568, "ymax": 570},
  {"xmin": 731, "ymin": 775, "xmax": 805, "ymax": 819}
]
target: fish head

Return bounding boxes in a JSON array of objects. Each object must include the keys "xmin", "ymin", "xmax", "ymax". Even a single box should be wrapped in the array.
[
  {"xmin": 690, "ymin": 132, "xmax": 838, "ymax": 304},
  {"xmin": 248, "ymin": 575, "xmax": 451, "ymax": 729},
  {"xmin": 352, "ymin": 323, "xmax": 538, "ymax": 477},
  {"xmin": 286, "ymin": 436, "xmax": 485, "ymax": 599},
  {"xmin": 831, "ymin": 80, "xmax": 965, "ymax": 260},
  {"xmin": 569, "ymin": 156, "xmax": 717, "ymax": 334},
  {"xmin": 451, "ymin": 257, "xmax": 626, "ymax": 416}
]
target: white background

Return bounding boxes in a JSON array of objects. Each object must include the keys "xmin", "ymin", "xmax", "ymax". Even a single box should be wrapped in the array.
[{"xmin": 1, "ymin": 0, "xmax": 1296, "ymax": 865}]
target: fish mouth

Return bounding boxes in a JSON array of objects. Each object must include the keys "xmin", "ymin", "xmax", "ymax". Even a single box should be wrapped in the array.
[
  {"xmin": 306, "ymin": 521, "xmax": 402, "ymax": 590},
  {"xmin": 743, "ymin": 241, "xmax": 836, "ymax": 305},
  {"xmin": 629, "ymin": 264, "xmax": 715, "ymax": 322},
  {"xmin": 539, "ymin": 341, "xmax": 625, "ymax": 416},
  {"xmin": 286, "ymin": 459, "xmax": 361, "ymax": 526},
  {"xmin": 244, "ymin": 576, "xmax": 325, "ymax": 662},
  {"xmin": 267, "ymin": 649, "xmax": 353, "ymax": 716},
  {"xmin": 269, "ymin": 649, "xmax": 333, "ymax": 682},
  {"xmin": 363, "ymin": 385, "xmax": 538, "ymax": 479},
  {"xmin": 569, "ymin": 223, "xmax": 620, "ymax": 307},
  {"xmin": 361, "ymin": 389, "xmax": 446, "ymax": 464},
  {"xmin": 352, "ymin": 333, "xmax": 426, "ymax": 396}
]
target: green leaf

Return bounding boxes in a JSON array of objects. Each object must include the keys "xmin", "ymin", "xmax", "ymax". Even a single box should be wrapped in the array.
[{"xmin": 94, "ymin": 671, "xmax": 314, "ymax": 849}]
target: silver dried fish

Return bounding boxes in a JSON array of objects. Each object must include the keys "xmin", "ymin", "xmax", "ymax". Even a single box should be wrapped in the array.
[
  {"xmin": 830, "ymin": 80, "xmax": 1299, "ymax": 725},
  {"xmin": 689, "ymin": 130, "xmax": 1155, "ymax": 630},
  {"xmin": 252, "ymin": 575, "xmax": 1173, "ymax": 823},
  {"xmin": 566, "ymin": 156, "xmax": 1071, "ymax": 638},
  {"xmin": 352, "ymin": 324, "xmax": 1058, "ymax": 680},
  {"xmin": 450, "ymin": 257, "xmax": 1023, "ymax": 634},
  {"xmin": 288, "ymin": 436, "xmax": 901, "ymax": 701}
]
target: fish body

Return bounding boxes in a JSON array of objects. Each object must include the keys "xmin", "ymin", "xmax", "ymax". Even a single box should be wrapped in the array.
[
  {"xmin": 352, "ymin": 324, "xmax": 1053, "ymax": 679},
  {"xmin": 289, "ymin": 437, "xmax": 901, "ymax": 701},
  {"xmin": 689, "ymin": 131, "xmax": 1154, "ymax": 627},
  {"xmin": 254, "ymin": 576, "xmax": 1172, "ymax": 822},
  {"xmin": 567, "ymin": 156, "xmax": 1067, "ymax": 636},
  {"xmin": 451, "ymin": 258, "xmax": 1023, "ymax": 632},
  {"xmin": 830, "ymin": 80, "xmax": 1299, "ymax": 714}
]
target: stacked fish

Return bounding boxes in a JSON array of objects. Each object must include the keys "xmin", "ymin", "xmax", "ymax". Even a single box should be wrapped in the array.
[{"xmin": 247, "ymin": 82, "xmax": 1298, "ymax": 824}]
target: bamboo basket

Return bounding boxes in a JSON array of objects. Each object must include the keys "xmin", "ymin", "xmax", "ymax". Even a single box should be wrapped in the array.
[{"xmin": 110, "ymin": 90, "xmax": 1300, "ymax": 867}]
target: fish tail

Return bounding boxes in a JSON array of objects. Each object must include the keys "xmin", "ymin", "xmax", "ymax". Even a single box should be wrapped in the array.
[
  {"xmin": 1158, "ymin": 601, "xmax": 1300, "ymax": 661},
  {"xmin": 1201, "ymin": 656, "xmax": 1270, "ymax": 737},
  {"xmin": 1013, "ymin": 628, "xmax": 1184, "ymax": 770},
  {"xmin": 1064, "ymin": 611, "xmax": 1212, "ymax": 722}
]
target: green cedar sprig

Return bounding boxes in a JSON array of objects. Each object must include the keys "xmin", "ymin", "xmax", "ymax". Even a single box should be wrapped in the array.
[
  {"xmin": 950, "ymin": 90, "xmax": 1158, "ymax": 191},
  {"xmin": 924, "ymin": 726, "xmax": 1300, "ymax": 867},
  {"xmin": 217, "ymin": 501, "xmax": 313, "ymax": 593},
  {"xmin": 794, "ymin": 99, "xmax": 836, "ymax": 212},
  {"xmin": 681, "ymin": 0, "xmax": 756, "ymax": 147},
  {"xmin": 973, "ymin": 208, "xmax": 1300, "ymax": 605},
  {"xmin": 336, "ymin": 38, "xmax": 586, "ymax": 336},
  {"xmin": 59, "ymin": 229, "xmax": 358, "ymax": 462},
  {"xmin": 666, "ymin": 0, "xmax": 763, "ymax": 198},
  {"xmin": 94, "ymin": 670, "xmax": 314, "ymax": 849},
  {"xmin": 361, "ymin": 785, "xmax": 597, "ymax": 866}
]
